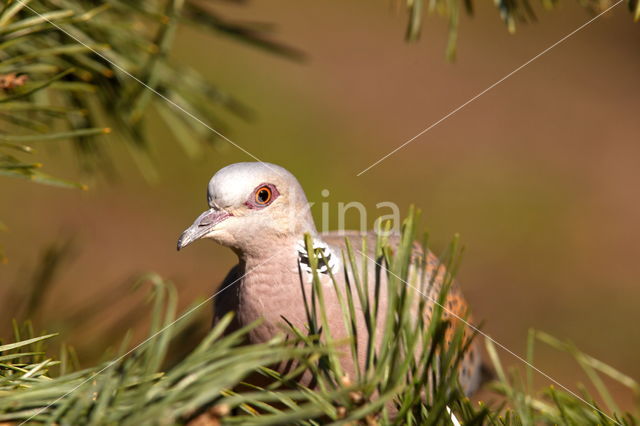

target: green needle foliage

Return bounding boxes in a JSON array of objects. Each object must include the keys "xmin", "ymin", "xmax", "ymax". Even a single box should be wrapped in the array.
[
  {"xmin": 0, "ymin": 0, "xmax": 302, "ymax": 184},
  {"xmin": 0, "ymin": 210, "xmax": 638, "ymax": 424},
  {"xmin": 405, "ymin": 0, "xmax": 639, "ymax": 60}
]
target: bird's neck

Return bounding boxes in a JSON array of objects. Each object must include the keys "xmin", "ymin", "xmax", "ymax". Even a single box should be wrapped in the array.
[{"xmin": 235, "ymin": 233, "xmax": 308, "ymax": 266}]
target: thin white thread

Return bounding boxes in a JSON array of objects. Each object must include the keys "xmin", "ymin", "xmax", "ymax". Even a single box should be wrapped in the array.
[
  {"xmin": 447, "ymin": 406, "xmax": 462, "ymax": 426},
  {"xmin": 17, "ymin": 256, "xmax": 277, "ymax": 425},
  {"xmin": 356, "ymin": 0, "xmax": 623, "ymax": 176},
  {"xmin": 12, "ymin": 0, "xmax": 285, "ymax": 174},
  {"xmin": 357, "ymin": 249, "xmax": 621, "ymax": 425}
]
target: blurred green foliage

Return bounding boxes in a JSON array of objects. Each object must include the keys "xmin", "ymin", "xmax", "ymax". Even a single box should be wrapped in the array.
[
  {"xmin": 0, "ymin": 0, "xmax": 302, "ymax": 185},
  {"xmin": 406, "ymin": 0, "xmax": 638, "ymax": 60}
]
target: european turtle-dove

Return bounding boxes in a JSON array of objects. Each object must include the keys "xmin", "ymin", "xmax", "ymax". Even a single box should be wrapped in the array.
[{"xmin": 178, "ymin": 162, "xmax": 484, "ymax": 396}]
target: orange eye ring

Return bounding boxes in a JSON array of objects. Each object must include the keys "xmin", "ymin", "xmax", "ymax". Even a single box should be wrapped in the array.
[{"xmin": 255, "ymin": 185, "xmax": 272, "ymax": 205}]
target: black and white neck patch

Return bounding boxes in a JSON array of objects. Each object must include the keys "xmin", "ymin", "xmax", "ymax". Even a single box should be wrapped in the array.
[{"xmin": 296, "ymin": 238, "xmax": 340, "ymax": 278}]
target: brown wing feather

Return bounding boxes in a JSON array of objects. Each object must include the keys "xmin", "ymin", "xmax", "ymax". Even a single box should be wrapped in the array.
[{"xmin": 319, "ymin": 230, "xmax": 485, "ymax": 395}]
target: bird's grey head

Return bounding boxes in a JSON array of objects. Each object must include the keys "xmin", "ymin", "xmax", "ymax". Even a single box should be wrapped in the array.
[{"xmin": 177, "ymin": 162, "xmax": 317, "ymax": 255}]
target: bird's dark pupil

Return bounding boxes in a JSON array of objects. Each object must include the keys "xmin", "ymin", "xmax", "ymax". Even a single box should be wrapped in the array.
[{"xmin": 258, "ymin": 190, "xmax": 269, "ymax": 202}]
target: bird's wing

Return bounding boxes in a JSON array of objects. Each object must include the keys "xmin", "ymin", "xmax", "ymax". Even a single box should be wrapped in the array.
[
  {"xmin": 319, "ymin": 230, "xmax": 485, "ymax": 395},
  {"xmin": 319, "ymin": 229, "xmax": 471, "ymax": 336},
  {"xmin": 318, "ymin": 230, "xmax": 457, "ymax": 305}
]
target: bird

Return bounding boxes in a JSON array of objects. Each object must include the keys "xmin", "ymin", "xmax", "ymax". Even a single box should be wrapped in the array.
[{"xmin": 177, "ymin": 162, "xmax": 485, "ymax": 398}]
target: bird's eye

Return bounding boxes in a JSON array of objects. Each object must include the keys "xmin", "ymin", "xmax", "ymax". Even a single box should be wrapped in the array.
[
  {"xmin": 255, "ymin": 186, "xmax": 272, "ymax": 205},
  {"xmin": 247, "ymin": 183, "xmax": 279, "ymax": 209}
]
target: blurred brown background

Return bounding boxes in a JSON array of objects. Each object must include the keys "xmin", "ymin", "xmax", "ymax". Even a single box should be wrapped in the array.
[{"xmin": 1, "ymin": 0, "xmax": 639, "ymax": 408}]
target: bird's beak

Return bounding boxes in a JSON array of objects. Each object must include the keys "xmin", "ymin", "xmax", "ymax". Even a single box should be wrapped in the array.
[{"xmin": 177, "ymin": 209, "xmax": 232, "ymax": 251}]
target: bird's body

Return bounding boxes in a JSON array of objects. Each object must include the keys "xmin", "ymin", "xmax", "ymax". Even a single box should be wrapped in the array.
[{"xmin": 178, "ymin": 162, "xmax": 484, "ymax": 397}]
